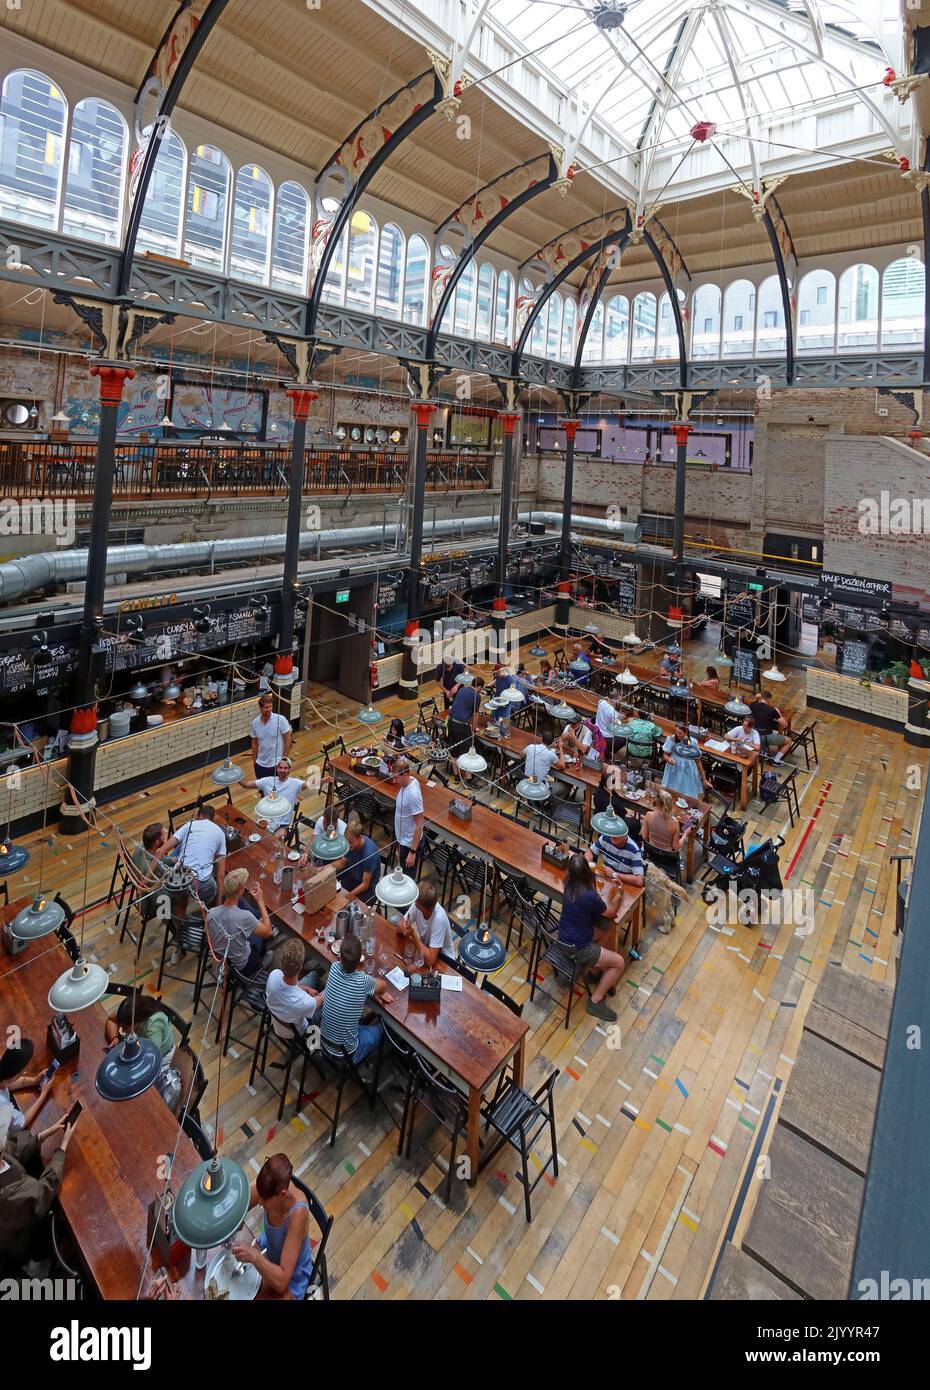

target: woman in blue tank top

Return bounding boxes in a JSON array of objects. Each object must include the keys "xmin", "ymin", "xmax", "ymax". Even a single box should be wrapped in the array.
[{"xmin": 233, "ymin": 1153, "xmax": 314, "ymax": 1299}]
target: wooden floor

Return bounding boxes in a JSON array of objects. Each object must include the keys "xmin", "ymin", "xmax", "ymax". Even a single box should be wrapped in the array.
[{"xmin": 5, "ymin": 636, "xmax": 924, "ymax": 1300}]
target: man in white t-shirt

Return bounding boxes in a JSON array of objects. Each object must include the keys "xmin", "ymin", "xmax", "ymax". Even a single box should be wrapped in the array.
[
  {"xmin": 158, "ymin": 804, "xmax": 226, "ymax": 905},
  {"xmin": 250, "ymin": 694, "xmax": 292, "ymax": 778},
  {"xmin": 393, "ymin": 757, "xmax": 424, "ymax": 873},
  {"xmin": 595, "ymin": 695, "xmax": 623, "ymax": 740},
  {"xmin": 266, "ymin": 939, "xmax": 323, "ymax": 1038},
  {"xmin": 241, "ymin": 756, "xmax": 305, "ymax": 835},
  {"xmin": 403, "ymin": 880, "xmax": 454, "ymax": 967},
  {"xmin": 523, "ymin": 730, "xmax": 562, "ymax": 781},
  {"xmin": 725, "ymin": 716, "xmax": 761, "ymax": 755}
]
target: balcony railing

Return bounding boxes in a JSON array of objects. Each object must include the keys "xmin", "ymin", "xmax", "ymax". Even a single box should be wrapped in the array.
[{"xmin": 0, "ymin": 442, "xmax": 492, "ymax": 501}]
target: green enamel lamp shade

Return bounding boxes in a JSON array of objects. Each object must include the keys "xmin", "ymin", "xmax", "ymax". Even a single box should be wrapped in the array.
[
  {"xmin": 95, "ymin": 1032, "xmax": 162, "ymax": 1101},
  {"xmin": 311, "ymin": 824, "xmax": 349, "ymax": 861},
  {"xmin": 211, "ymin": 759, "xmax": 244, "ymax": 786},
  {"xmin": 48, "ymin": 957, "xmax": 109, "ymax": 1012},
  {"xmin": 591, "ymin": 810, "xmax": 629, "ymax": 838},
  {"xmin": 172, "ymin": 1154, "xmax": 251, "ymax": 1249},
  {"xmin": 517, "ymin": 775, "xmax": 551, "ymax": 802},
  {"xmin": 10, "ymin": 894, "xmax": 65, "ymax": 940},
  {"xmin": 357, "ymin": 704, "xmax": 383, "ymax": 725},
  {"xmin": 375, "ymin": 865, "xmax": 419, "ymax": 909}
]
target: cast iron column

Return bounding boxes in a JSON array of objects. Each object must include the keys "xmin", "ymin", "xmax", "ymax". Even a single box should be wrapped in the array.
[
  {"xmin": 273, "ymin": 386, "xmax": 319, "ymax": 723},
  {"xmin": 554, "ymin": 417, "xmax": 581, "ymax": 632},
  {"xmin": 61, "ymin": 363, "xmax": 135, "ymax": 834},
  {"xmin": 669, "ymin": 421, "xmax": 691, "ymax": 639},
  {"xmin": 400, "ymin": 401, "xmax": 436, "ymax": 700},
  {"xmin": 493, "ymin": 411, "xmax": 521, "ymax": 650}
]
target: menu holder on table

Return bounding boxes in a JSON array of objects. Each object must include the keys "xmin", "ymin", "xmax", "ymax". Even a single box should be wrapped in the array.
[
  {"xmin": 449, "ymin": 798, "xmax": 472, "ymax": 822},
  {"xmin": 408, "ymin": 972, "xmax": 442, "ymax": 1003},
  {"xmin": 542, "ymin": 840, "xmax": 572, "ymax": 869}
]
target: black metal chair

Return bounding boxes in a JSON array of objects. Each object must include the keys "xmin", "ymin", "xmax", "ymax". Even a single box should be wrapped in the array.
[
  {"xmin": 291, "ymin": 1175, "xmax": 334, "ymax": 1301},
  {"xmin": 422, "ymin": 831, "xmax": 458, "ymax": 901},
  {"xmin": 167, "ymin": 787, "xmax": 232, "ymax": 835},
  {"xmin": 404, "ymin": 1053, "xmax": 470, "ymax": 1204},
  {"xmin": 181, "ymin": 1110, "xmax": 215, "ymax": 1162},
  {"xmin": 541, "ymin": 793, "xmax": 585, "ymax": 846},
  {"xmin": 172, "ymin": 1036, "xmax": 208, "ymax": 1126},
  {"xmin": 315, "ymin": 1033, "xmax": 384, "ymax": 1147},
  {"xmin": 479, "ymin": 1069, "xmax": 560, "ymax": 1222},
  {"xmin": 498, "ymin": 873, "xmax": 537, "ymax": 953},
  {"xmin": 644, "ymin": 841, "xmax": 682, "ymax": 885},
  {"xmin": 379, "ymin": 1021, "xmax": 418, "ymax": 1152},
  {"xmin": 219, "ymin": 961, "xmax": 271, "ymax": 1056},
  {"xmin": 438, "ymin": 949, "xmax": 477, "ymax": 982},
  {"xmin": 527, "ymin": 911, "xmax": 585, "ymax": 1029},
  {"xmin": 759, "ymin": 765, "xmax": 802, "ymax": 826},
  {"xmin": 158, "ymin": 905, "xmax": 207, "ymax": 994},
  {"xmin": 249, "ymin": 1008, "xmax": 322, "ymax": 1121},
  {"xmin": 784, "ymin": 719, "xmax": 819, "ymax": 771}
]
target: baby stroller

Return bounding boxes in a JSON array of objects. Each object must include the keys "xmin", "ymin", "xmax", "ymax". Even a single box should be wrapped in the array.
[{"xmin": 701, "ymin": 834, "xmax": 785, "ymax": 908}]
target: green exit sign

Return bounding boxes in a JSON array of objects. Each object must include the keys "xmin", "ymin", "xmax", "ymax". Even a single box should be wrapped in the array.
[
  {"xmin": 748, "ymin": 582, "xmax": 765, "ymax": 592},
  {"xmin": 336, "ymin": 589, "xmax": 350, "ymax": 604}
]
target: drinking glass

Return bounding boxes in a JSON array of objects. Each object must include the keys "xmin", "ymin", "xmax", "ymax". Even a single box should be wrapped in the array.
[{"xmin": 194, "ymin": 1245, "xmax": 210, "ymax": 1272}]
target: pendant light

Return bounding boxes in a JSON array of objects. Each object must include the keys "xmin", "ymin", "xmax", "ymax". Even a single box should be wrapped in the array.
[
  {"xmin": 716, "ymin": 653, "xmax": 733, "ymax": 668},
  {"xmin": 622, "ymin": 631, "xmax": 642, "ymax": 647},
  {"xmin": 725, "ymin": 695, "xmax": 751, "ymax": 716},
  {"xmin": 254, "ymin": 788, "xmax": 291, "ymax": 822},
  {"xmin": 311, "ymin": 822, "xmax": 349, "ymax": 861},
  {"xmin": 585, "ymin": 623, "xmax": 601, "ymax": 636},
  {"xmin": 49, "ymin": 830, "xmax": 108, "ymax": 1013},
  {"xmin": 458, "ymin": 919, "xmax": 506, "ymax": 973},
  {"xmin": 457, "ymin": 745, "xmax": 488, "ymax": 775},
  {"xmin": 96, "ymin": 1030, "xmax": 162, "ymax": 1101},
  {"xmin": 356, "ymin": 704, "xmax": 383, "ymax": 725},
  {"xmin": 0, "ymin": 766, "xmax": 30, "ymax": 876},
  {"xmin": 591, "ymin": 809, "xmax": 629, "ymax": 838},
  {"xmin": 210, "ymin": 757, "xmax": 244, "ymax": 787},
  {"xmin": 762, "ymin": 661, "xmax": 787, "ymax": 682},
  {"xmin": 172, "ymin": 957, "xmax": 250, "ymax": 1247},
  {"xmin": 569, "ymin": 657, "xmax": 590, "ymax": 675},
  {"xmin": 500, "ymin": 683, "xmax": 525, "ymax": 705},
  {"xmin": 615, "ymin": 668, "xmax": 639, "ymax": 687},
  {"xmin": 517, "ymin": 773, "xmax": 551, "ymax": 802},
  {"xmin": 10, "ymin": 751, "xmax": 63, "ymax": 939},
  {"xmin": 375, "ymin": 864, "xmax": 419, "ymax": 910},
  {"xmin": 549, "ymin": 700, "xmax": 576, "ymax": 721},
  {"xmin": 529, "ymin": 644, "xmax": 547, "ymax": 658}
]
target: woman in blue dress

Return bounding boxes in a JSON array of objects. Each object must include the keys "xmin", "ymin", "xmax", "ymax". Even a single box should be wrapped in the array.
[
  {"xmin": 233, "ymin": 1152, "xmax": 314, "ymax": 1299},
  {"xmin": 661, "ymin": 722, "xmax": 709, "ymax": 800}
]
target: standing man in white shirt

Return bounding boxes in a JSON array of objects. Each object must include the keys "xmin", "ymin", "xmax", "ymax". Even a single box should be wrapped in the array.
[
  {"xmin": 393, "ymin": 757, "xmax": 424, "ymax": 874},
  {"xmin": 250, "ymin": 693, "xmax": 293, "ymax": 780},
  {"xmin": 157, "ymin": 803, "xmax": 227, "ymax": 906}
]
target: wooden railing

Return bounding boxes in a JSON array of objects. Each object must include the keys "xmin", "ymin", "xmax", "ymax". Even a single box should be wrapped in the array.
[{"xmin": 0, "ymin": 442, "xmax": 492, "ymax": 500}]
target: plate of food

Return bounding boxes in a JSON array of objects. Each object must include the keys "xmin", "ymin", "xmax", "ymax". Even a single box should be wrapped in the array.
[
  {"xmin": 361, "ymin": 755, "xmax": 381, "ymax": 769},
  {"xmin": 287, "ymin": 850, "xmax": 301, "ymax": 862},
  {"xmin": 675, "ymin": 798, "xmax": 689, "ymax": 809},
  {"xmin": 205, "ymin": 1249, "xmax": 261, "ymax": 1302},
  {"xmin": 626, "ymin": 789, "xmax": 644, "ymax": 801},
  {"xmin": 247, "ymin": 833, "xmax": 262, "ymax": 844},
  {"xmin": 331, "ymin": 940, "xmax": 341, "ymax": 955}
]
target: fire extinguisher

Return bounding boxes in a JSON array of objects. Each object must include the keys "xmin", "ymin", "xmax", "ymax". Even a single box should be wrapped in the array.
[{"xmin": 370, "ymin": 662, "xmax": 379, "ymax": 691}]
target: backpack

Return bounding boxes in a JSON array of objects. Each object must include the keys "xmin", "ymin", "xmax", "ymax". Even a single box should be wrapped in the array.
[
  {"xmin": 759, "ymin": 770, "xmax": 780, "ymax": 803},
  {"xmin": 585, "ymin": 718, "xmax": 607, "ymax": 759}
]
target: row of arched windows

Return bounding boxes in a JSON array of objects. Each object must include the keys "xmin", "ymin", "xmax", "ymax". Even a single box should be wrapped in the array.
[{"xmin": 0, "ymin": 68, "xmax": 924, "ymax": 362}]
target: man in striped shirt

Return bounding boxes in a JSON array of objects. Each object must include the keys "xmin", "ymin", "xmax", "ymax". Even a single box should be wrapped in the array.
[
  {"xmin": 585, "ymin": 821, "xmax": 645, "ymax": 889},
  {"xmin": 320, "ymin": 934, "xmax": 394, "ymax": 1065}
]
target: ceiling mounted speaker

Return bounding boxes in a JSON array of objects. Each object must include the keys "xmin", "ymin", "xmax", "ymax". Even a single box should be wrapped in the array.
[{"xmin": 592, "ymin": 2, "xmax": 627, "ymax": 31}]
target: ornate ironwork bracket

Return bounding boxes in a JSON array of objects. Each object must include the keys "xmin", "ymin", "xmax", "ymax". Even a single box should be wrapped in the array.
[
  {"xmin": 491, "ymin": 376, "xmax": 525, "ymax": 413},
  {"xmin": 556, "ymin": 389, "xmax": 592, "ymax": 418},
  {"xmin": 398, "ymin": 357, "xmax": 450, "ymax": 401},
  {"xmin": 263, "ymin": 333, "xmax": 340, "ymax": 385},
  {"xmin": 52, "ymin": 294, "xmax": 176, "ymax": 358}
]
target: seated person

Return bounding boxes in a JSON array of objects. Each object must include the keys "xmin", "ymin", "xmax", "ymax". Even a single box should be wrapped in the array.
[
  {"xmin": 569, "ymin": 643, "xmax": 592, "ymax": 684},
  {"xmin": 320, "ymin": 933, "xmax": 394, "ymax": 1065},
  {"xmin": 402, "ymin": 880, "xmax": 454, "ymax": 968},
  {"xmin": 157, "ymin": 803, "xmax": 226, "ymax": 906},
  {"xmin": 241, "ymin": 757, "xmax": 307, "ymax": 836},
  {"xmin": 538, "ymin": 659, "xmax": 557, "ymax": 687},
  {"xmin": 748, "ymin": 691, "xmax": 790, "ymax": 763},
  {"xmin": 523, "ymin": 729, "xmax": 563, "ymax": 781},
  {"xmin": 703, "ymin": 666, "xmax": 721, "ymax": 691},
  {"xmin": 335, "ymin": 817, "xmax": 380, "ymax": 902},
  {"xmin": 585, "ymin": 633, "xmax": 611, "ymax": 660},
  {"xmin": 661, "ymin": 649, "xmax": 683, "ymax": 679},
  {"xmin": 266, "ymin": 939, "xmax": 323, "ymax": 1039},
  {"xmin": 233, "ymin": 1153, "xmax": 313, "ymax": 1300},
  {"xmin": 0, "ymin": 1102, "xmax": 79, "ymax": 1275},
  {"xmin": 585, "ymin": 819, "xmax": 645, "ymax": 889},
  {"xmin": 0, "ymin": 1040, "xmax": 57, "ymax": 1136},
  {"xmin": 206, "ymin": 867, "xmax": 273, "ymax": 977},
  {"xmin": 593, "ymin": 766, "xmax": 627, "ymax": 818},
  {"xmin": 514, "ymin": 663, "xmax": 536, "ymax": 697},
  {"xmin": 557, "ymin": 854, "xmax": 627, "ymax": 1024},
  {"xmin": 385, "ymin": 717, "xmax": 406, "ymax": 751},
  {"xmin": 559, "ymin": 718, "xmax": 594, "ymax": 761},
  {"xmin": 642, "ymin": 789, "xmax": 691, "ymax": 860},
  {"xmin": 104, "ymin": 991, "xmax": 176, "ymax": 1065},
  {"xmin": 624, "ymin": 707, "xmax": 664, "ymax": 765},
  {"xmin": 132, "ymin": 822, "xmax": 172, "ymax": 923},
  {"xmin": 725, "ymin": 715, "xmax": 761, "ymax": 755}
]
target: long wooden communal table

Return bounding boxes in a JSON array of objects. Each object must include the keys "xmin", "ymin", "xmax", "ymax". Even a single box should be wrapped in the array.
[
  {"xmin": 0, "ymin": 902, "xmax": 200, "ymax": 1299},
  {"xmin": 585, "ymin": 656, "xmax": 794, "ymax": 729},
  {"xmin": 213, "ymin": 805, "xmax": 528, "ymax": 1183},
  {"xmin": 527, "ymin": 685, "xmax": 760, "ymax": 811},
  {"xmin": 329, "ymin": 755, "xmax": 644, "ymax": 952},
  {"xmin": 475, "ymin": 722, "xmax": 711, "ymax": 882}
]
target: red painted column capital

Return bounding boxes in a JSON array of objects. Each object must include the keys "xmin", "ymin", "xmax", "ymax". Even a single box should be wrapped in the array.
[
  {"xmin": 561, "ymin": 418, "xmax": 582, "ymax": 442},
  {"xmin": 672, "ymin": 423, "xmax": 692, "ymax": 448},
  {"xmin": 89, "ymin": 364, "xmax": 135, "ymax": 406},
  {"xmin": 286, "ymin": 388, "xmax": 320, "ymax": 421},
  {"xmin": 498, "ymin": 411, "xmax": 521, "ymax": 437},
  {"xmin": 411, "ymin": 401, "xmax": 436, "ymax": 430}
]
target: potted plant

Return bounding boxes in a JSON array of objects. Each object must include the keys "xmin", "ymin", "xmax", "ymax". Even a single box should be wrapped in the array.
[
  {"xmin": 888, "ymin": 660, "xmax": 910, "ymax": 688},
  {"xmin": 879, "ymin": 667, "xmax": 896, "ymax": 686}
]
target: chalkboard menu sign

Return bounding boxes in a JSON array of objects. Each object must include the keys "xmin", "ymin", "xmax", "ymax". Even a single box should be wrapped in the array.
[
  {"xmin": 839, "ymin": 639, "xmax": 870, "ymax": 677},
  {"xmin": 802, "ymin": 597, "xmax": 822, "ymax": 625},
  {"xmin": 582, "ymin": 547, "xmax": 611, "ymax": 577},
  {"xmin": 468, "ymin": 556, "xmax": 495, "ymax": 588},
  {"xmin": 918, "ymin": 627, "xmax": 930, "ymax": 649},
  {"xmin": 0, "ymin": 643, "xmax": 80, "ymax": 696},
  {"xmin": 889, "ymin": 616, "xmax": 917, "ymax": 641},
  {"xmin": 100, "ymin": 602, "xmax": 273, "ymax": 674},
  {"xmin": 726, "ymin": 578, "xmax": 754, "ymax": 628},
  {"xmin": 613, "ymin": 561, "xmax": 636, "ymax": 618},
  {"xmin": 376, "ymin": 575, "xmax": 404, "ymax": 617},
  {"xmin": 834, "ymin": 603, "xmax": 866, "ymax": 632},
  {"xmin": 731, "ymin": 647, "xmax": 758, "ymax": 687}
]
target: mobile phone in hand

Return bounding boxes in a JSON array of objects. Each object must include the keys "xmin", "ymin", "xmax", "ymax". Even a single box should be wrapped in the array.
[
  {"xmin": 64, "ymin": 1100, "xmax": 83, "ymax": 1128},
  {"xmin": 42, "ymin": 1059, "xmax": 60, "ymax": 1084}
]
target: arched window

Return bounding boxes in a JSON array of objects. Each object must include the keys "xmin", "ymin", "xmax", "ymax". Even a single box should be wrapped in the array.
[
  {"xmin": 494, "ymin": 269, "xmax": 514, "ymax": 343},
  {"xmin": 230, "ymin": 164, "xmax": 272, "ymax": 283},
  {"xmin": 0, "ymin": 70, "xmax": 67, "ymax": 229},
  {"xmin": 403, "ymin": 234, "xmax": 429, "ymax": 325},
  {"xmin": 529, "ymin": 294, "xmax": 547, "ymax": 356},
  {"xmin": 321, "ymin": 223, "xmax": 347, "ymax": 304},
  {"xmin": 271, "ymin": 180, "xmax": 308, "ymax": 293},
  {"xmin": 691, "ymin": 283, "xmax": 721, "ymax": 359},
  {"xmin": 137, "ymin": 129, "xmax": 185, "ymax": 259},
  {"xmin": 376, "ymin": 222, "xmax": 404, "ymax": 318},
  {"xmin": 62, "ymin": 97, "xmax": 126, "ymax": 245},
  {"xmin": 722, "ymin": 279, "xmax": 755, "ymax": 356},
  {"xmin": 631, "ymin": 291, "xmax": 657, "ymax": 361},
  {"xmin": 453, "ymin": 260, "xmax": 478, "ymax": 337},
  {"xmin": 581, "ymin": 300, "xmax": 605, "ymax": 364},
  {"xmin": 560, "ymin": 296, "xmax": 577, "ymax": 360},
  {"xmin": 795, "ymin": 269, "xmax": 835, "ymax": 354},
  {"xmin": 345, "ymin": 209, "xmax": 377, "ymax": 310},
  {"xmin": 837, "ymin": 263, "xmax": 879, "ymax": 351},
  {"xmin": 547, "ymin": 291, "xmax": 563, "ymax": 358},
  {"xmin": 756, "ymin": 276, "xmax": 785, "ymax": 356},
  {"xmin": 476, "ymin": 262, "xmax": 495, "ymax": 341},
  {"xmin": 881, "ymin": 256, "xmax": 924, "ymax": 348},
  {"xmin": 184, "ymin": 143, "xmax": 231, "ymax": 273},
  {"xmin": 657, "ymin": 292, "xmax": 680, "ymax": 359},
  {"xmin": 604, "ymin": 294, "xmax": 630, "ymax": 362}
]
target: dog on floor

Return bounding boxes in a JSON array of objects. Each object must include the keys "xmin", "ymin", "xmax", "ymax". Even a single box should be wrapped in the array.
[{"xmin": 644, "ymin": 862, "xmax": 688, "ymax": 935}]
